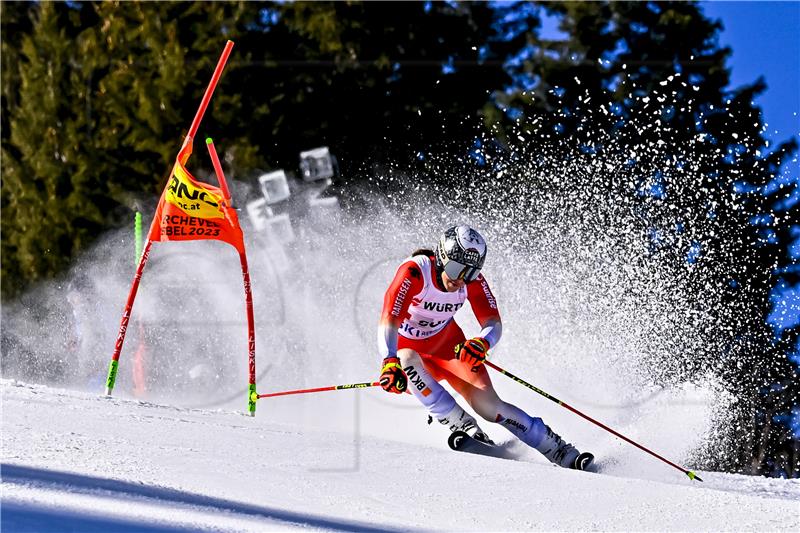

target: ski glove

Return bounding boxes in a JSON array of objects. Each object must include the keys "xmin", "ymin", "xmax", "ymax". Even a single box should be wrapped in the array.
[
  {"xmin": 379, "ymin": 357, "xmax": 407, "ymax": 394},
  {"xmin": 455, "ymin": 337, "xmax": 489, "ymax": 372}
]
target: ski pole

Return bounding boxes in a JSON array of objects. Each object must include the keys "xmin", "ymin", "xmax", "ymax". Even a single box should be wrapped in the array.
[
  {"xmin": 485, "ymin": 360, "xmax": 703, "ymax": 482},
  {"xmin": 257, "ymin": 381, "xmax": 381, "ymax": 399}
]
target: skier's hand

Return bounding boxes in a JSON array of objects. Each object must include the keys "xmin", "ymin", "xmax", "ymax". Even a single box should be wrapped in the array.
[
  {"xmin": 455, "ymin": 338, "xmax": 488, "ymax": 372},
  {"xmin": 379, "ymin": 357, "xmax": 407, "ymax": 394}
]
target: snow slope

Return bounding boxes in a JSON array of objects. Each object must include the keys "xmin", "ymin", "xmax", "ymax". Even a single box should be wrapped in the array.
[{"xmin": 3, "ymin": 379, "xmax": 798, "ymax": 532}]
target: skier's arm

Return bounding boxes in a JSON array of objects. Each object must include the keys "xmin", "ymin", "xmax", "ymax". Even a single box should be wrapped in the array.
[
  {"xmin": 377, "ymin": 261, "xmax": 424, "ymax": 393},
  {"xmin": 377, "ymin": 261, "xmax": 425, "ymax": 358},
  {"xmin": 466, "ymin": 274, "xmax": 502, "ymax": 348}
]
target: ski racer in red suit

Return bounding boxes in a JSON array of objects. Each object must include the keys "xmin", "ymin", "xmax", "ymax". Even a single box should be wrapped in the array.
[{"xmin": 377, "ymin": 225, "xmax": 593, "ymax": 470}]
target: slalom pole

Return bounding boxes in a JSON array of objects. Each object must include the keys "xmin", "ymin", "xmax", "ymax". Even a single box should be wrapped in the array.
[
  {"xmin": 134, "ymin": 212, "xmax": 143, "ymax": 262},
  {"xmin": 132, "ymin": 211, "xmax": 147, "ymax": 397},
  {"xmin": 106, "ymin": 240, "xmax": 153, "ymax": 396},
  {"xmin": 257, "ymin": 382, "xmax": 382, "ymax": 399},
  {"xmin": 206, "ymin": 134, "xmax": 257, "ymax": 416},
  {"xmin": 187, "ymin": 41, "xmax": 234, "ymax": 141},
  {"xmin": 485, "ymin": 360, "xmax": 703, "ymax": 482},
  {"xmin": 205, "ymin": 138, "xmax": 232, "ymax": 202},
  {"xmin": 241, "ymin": 252, "xmax": 257, "ymax": 416},
  {"xmin": 105, "ymin": 41, "xmax": 235, "ymax": 399}
]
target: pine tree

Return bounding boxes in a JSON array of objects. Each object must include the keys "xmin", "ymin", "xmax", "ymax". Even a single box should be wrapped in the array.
[
  {"xmin": 225, "ymin": 1, "xmax": 512, "ymax": 177},
  {"xmin": 1, "ymin": 1, "xmax": 263, "ymax": 297},
  {"xmin": 2, "ymin": 1, "xmax": 512, "ymax": 296},
  {"xmin": 486, "ymin": 0, "xmax": 798, "ymax": 475},
  {"xmin": 2, "ymin": 1, "xmax": 88, "ymax": 294}
]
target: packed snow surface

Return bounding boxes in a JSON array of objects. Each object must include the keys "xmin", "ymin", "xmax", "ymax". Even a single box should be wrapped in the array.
[{"xmin": 3, "ymin": 380, "xmax": 798, "ymax": 532}]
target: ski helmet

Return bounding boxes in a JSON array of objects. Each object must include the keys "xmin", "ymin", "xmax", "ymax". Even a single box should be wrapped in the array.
[{"xmin": 435, "ymin": 225, "xmax": 487, "ymax": 283}]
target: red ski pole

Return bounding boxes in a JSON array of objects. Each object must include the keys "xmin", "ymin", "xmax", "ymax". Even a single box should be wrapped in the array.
[
  {"xmin": 257, "ymin": 382, "xmax": 381, "ymax": 399},
  {"xmin": 485, "ymin": 360, "xmax": 702, "ymax": 482}
]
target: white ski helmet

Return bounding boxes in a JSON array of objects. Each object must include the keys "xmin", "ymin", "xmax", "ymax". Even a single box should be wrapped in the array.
[{"xmin": 435, "ymin": 225, "xmax": 487, "ymax": 283}]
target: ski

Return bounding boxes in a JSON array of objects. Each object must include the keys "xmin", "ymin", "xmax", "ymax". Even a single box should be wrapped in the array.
[
  {"xmin": 575, "ymin": 452, "xmax": 595, "ymax": 471},
  {"xmin": 447, "ymin": 430, "xmax": 512, "ymax": 459}
]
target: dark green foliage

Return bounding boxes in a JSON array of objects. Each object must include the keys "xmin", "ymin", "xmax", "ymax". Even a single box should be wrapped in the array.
[
  {"xmin": 2, "ymin": 1, "xmax": 512, "ymax": 295},
  {"xmin": 231, "ymin": 1, "xmax": 512, "ymax": 176},
  {"xmin": 1, "ymin": 1, "xmax": 261, "ymax": 297}
]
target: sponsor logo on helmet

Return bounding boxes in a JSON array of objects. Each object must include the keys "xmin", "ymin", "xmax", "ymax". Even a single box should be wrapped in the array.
[
  {"xmin": 438, "ymin": 226, "xmax": 486, "ymax": 269},
  {"xmin": 462, "ymin": 248, "xmax": 481, "ymax": 266},
  {"xmin": 465, "ymin": 228, "xmax": 482, "ymax": 244}
]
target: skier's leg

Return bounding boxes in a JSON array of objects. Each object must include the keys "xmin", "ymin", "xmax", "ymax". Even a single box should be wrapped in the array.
[
  {"xmin": 397, "ymin": 348, "xmax": 487, "ymax": 437},
  {"xmin": 397, "ymin": 348, "xmax": 455, "ymax": 418},
  {"xmin": 436, "ymin": 359, "xmax": 591, "ymax": 469},
  {"xmin": 436, "ymin": 361, "xmax": 548, "ymax": 446}
]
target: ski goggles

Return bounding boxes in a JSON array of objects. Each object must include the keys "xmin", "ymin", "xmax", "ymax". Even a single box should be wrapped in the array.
[{"xmin": 442, "ymin": 258, "xmax": 481, "ymax": 283}]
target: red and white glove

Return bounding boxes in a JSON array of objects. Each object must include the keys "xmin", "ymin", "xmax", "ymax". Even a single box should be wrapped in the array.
[
  {"xmin": 379, "ymin": 357, "xmax": 407, "ymax": 394},
  {"xmin": 455, "ymin": 338, "xmax": 489, "ymax": 372}
]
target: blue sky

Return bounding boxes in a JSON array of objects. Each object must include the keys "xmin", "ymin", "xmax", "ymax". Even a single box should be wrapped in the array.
[{"xmin": 701, "ymin": 1, "xmax": 800, "ymax": 147}]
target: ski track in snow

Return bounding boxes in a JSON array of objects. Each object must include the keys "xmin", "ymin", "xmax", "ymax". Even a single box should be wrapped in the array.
[{"xmin": 2, "ymin": 379, "xmax": 799, "ymax": 532}]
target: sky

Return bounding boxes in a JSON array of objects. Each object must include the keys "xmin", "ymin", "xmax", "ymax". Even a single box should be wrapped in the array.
[{"xmin": 701, "ymin": 1, "xmax": 800, "ymax": 147}]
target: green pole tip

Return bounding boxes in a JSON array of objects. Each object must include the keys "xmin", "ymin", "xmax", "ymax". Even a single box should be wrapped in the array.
[
  {"xmin": 206, "ymin": 137, "xmax": 213, "ymax": 144},
  {"xmin": 687, "ymin": 471, "xmax": 703, "ymax": 482}
]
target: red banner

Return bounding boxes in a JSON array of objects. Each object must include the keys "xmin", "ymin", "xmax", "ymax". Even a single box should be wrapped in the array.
[{"xmin": 147, "ymin": 139, "xmax": 244, "ymax": 253}]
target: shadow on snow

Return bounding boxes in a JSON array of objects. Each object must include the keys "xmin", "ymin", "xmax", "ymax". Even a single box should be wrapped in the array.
[{"xmin": 2, "ymin": 464, "xmax": 418, "ymax": 533}]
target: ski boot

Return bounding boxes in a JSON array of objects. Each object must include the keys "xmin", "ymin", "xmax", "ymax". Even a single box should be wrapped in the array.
[
  {"xmin": 537, "ymin": 425, "xmax": 593, "ymax": 471},
  {"xmin": 438, "ymin": 405, "xmax": 493, "ymax": 444}
]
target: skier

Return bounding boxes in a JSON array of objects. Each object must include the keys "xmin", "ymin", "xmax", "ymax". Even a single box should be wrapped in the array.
[{"xmin": 377, "ymin": 225, "xmax": 593, "ymax": 470}]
